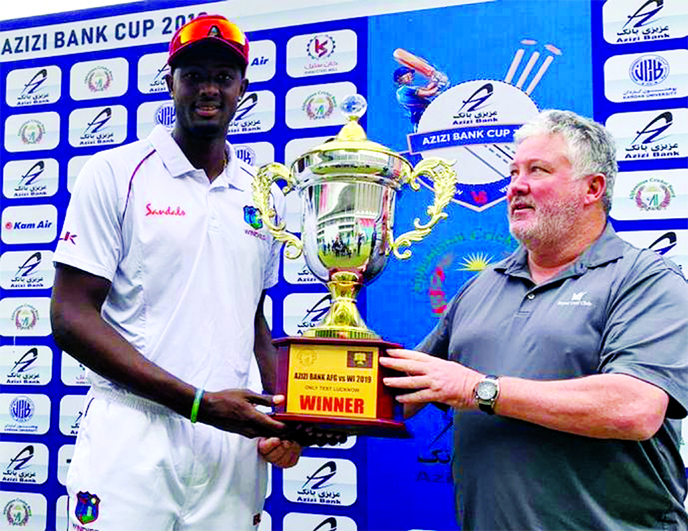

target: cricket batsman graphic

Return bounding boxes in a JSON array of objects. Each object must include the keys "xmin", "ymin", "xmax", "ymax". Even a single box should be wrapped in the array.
[{"xmin": 393, "ymin": 48, "xmax": 450, "ymax": 131}]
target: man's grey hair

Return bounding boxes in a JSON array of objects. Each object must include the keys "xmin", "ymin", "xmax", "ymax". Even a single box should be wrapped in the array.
[{"xmin": 513, "ymin": 110, "xmax": 618, "ymax": 214}]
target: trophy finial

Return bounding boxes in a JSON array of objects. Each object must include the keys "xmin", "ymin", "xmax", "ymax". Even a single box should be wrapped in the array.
[{"xmin": 337, "ymin": 94, "xmax": 368, "ymax": 142}]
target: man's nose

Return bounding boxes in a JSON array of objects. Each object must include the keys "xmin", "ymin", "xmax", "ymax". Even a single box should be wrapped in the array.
[{"xmin": 507, "ymin": 173, "xmax": 528, "ymax": 198}]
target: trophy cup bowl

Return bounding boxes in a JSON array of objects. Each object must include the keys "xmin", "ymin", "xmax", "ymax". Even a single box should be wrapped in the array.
[{"xmin": 253, "ymin": 95, "xmax": 457, "ymax": 436}]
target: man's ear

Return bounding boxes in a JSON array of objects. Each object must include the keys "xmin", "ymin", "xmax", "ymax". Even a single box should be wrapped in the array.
[
  {"xmin": 165, "ymin": 73, "xmax": 174, "ymax": 97},
  {"xmin": 585, "ymin": 173, "xmax": 607, "ymax": 206}
]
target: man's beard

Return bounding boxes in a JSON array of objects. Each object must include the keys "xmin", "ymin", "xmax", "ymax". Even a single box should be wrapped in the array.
[{"xmin": 509, "ymin": 195, "xmax": 584, "ymax": 249}]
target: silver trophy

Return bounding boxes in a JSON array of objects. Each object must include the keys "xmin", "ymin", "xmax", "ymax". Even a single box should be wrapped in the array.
[{"xmin": 252, "ymin": 95, "xmax": 457, "ymax": 435}]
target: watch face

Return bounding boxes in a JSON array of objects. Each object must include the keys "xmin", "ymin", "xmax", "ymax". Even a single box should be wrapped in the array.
[{"xmin": 476, "ymin": 380, "xmax": 497, "ymax": 400}]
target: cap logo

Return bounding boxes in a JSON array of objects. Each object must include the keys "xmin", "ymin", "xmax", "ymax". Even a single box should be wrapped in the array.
[{"xmin": 208, "ymin": 26, "xmax": 221, "ymax": 38}]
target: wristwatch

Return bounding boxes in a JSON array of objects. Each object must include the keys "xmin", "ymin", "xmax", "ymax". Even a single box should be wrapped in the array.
[{"xmin": 474, "ymin": 375, "xmax": 500, "ymax": 415}]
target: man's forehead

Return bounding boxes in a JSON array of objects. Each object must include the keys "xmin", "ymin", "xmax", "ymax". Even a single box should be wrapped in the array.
[{"xmin": 172, "ymin": 42, "xmax": 245, "ymax": 70}]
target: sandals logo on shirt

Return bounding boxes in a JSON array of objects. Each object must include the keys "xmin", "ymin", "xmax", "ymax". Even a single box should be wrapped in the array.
[{"xmin": 75, "ymin": 491, "xmax": 100, "ymax": 524}]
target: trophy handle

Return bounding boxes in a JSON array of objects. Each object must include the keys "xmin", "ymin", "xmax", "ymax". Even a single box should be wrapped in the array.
[
  {"xmin": 390, "ymin": 157, "xmax": 457, "ymax": 260},
  {"xmin": 253, "ymin": 163, "xmax": 304, "ymax": 259}
]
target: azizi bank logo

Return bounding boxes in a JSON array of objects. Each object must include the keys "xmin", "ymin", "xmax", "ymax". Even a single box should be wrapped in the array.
[
  {"xmin": 557, "ymin": 291, "xmax": 593, "ymax": 307},
  {"xmin": 408, "ymin": 39, "xmax": 563, "ymax": 211}
]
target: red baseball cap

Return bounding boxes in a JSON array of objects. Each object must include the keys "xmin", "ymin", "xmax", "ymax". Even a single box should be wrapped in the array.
[{"xmin": 168, "ymin": 15, "xmax": 249, "ymax": 70}]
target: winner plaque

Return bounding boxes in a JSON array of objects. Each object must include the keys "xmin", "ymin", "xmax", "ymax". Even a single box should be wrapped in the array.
[{"xmin": 253, "ymin": 96, "xmax": 457, "ymax": 436}]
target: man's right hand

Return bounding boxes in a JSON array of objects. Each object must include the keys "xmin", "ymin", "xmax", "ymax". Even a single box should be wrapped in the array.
[{"xmin": 198, "ymin": 389, "xmax": 287, "ymax": 438}]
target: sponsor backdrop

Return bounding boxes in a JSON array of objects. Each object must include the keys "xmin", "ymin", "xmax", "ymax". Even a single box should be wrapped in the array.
[{"xmin": 0, "ymin": 0, "xmax": 686, "ymax": 529}]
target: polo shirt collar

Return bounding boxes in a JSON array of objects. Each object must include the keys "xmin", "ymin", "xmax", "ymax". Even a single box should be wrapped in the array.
[
  {"xmin": 494, "ymin": 222, "xmax": 625, "ymax": 279},
  {"xmin": 147, "ymin": 125, "xmax": 243, "ymax": 191}
]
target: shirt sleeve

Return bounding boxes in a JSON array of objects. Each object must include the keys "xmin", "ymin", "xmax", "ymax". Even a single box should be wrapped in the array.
[
  {"xmin": 262, "ymin": 182, "xmax": 287, "ymax": 289},
  {"xmin": 53, "ymin": 153, "xmax": 123, "ymax": 281},
  {"xmin": 600, "ymin": 256, "xmax": 688, "ymax": 418}
]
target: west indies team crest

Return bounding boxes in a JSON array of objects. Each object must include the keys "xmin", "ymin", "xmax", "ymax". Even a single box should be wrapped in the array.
[
  {"xmin": 396, "ymin": 40, "xmax": 563, "ymax": 211},
  {"xmin": 75, "ymin": 491, "xmax": 100, "ymax": 524}
]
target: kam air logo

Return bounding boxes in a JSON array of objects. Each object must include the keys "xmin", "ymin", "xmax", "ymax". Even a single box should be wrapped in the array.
[
  {"xmin": 629, "ymin": 54, "xmax": 669, "ymax": 86},
  {"xmin": 407, "ymin": 39, "xmax": 562, "ymax": 211}
]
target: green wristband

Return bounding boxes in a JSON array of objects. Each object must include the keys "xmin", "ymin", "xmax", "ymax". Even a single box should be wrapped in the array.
[{"xmin": 190, "ymin": 388, "xmax": 204, "ymax": 423}]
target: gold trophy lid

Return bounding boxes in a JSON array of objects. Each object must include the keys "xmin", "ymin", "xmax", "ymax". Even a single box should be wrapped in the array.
[{"xmin": 306, "ymin": 95, "xmax": 406, "ymax": 158}]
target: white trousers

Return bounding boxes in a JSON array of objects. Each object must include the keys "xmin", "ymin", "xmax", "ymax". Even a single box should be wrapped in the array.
[{"xmin": 65, "ymin": 388, "xmax": 267, "ymax": 531}]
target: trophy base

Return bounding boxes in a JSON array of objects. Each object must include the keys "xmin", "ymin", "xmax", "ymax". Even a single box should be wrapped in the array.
[{"xmin": 272, "ymin": 336, "xmax": 410, "ymax": 438}]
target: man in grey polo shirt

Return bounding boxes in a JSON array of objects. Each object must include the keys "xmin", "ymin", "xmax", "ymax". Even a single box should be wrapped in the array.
[{"xmin": 381, "ymin": 110, "xmax": 688, "ymax": 530}]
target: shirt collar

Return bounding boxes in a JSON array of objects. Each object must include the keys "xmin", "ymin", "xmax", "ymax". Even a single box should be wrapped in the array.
[
  {"xmin": 148, "ymin": 125, "xmax": 244, "ymax": 190},
  {"xmin": 494, "ymin": 222, "xmax": 625, "ymax": 278}
]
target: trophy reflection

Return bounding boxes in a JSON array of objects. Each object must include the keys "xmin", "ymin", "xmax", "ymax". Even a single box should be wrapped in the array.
[{"xmin": 253, "ymin": 95, "xmax": 457, "ymax": 436}]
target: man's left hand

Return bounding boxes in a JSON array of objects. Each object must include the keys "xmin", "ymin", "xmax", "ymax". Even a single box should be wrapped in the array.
[
  {"xmin": 257, "ymin": 437, "xmax": 302, "ymax": 468},
  {"xmin": 380, "ymin": 348, "xmax": 483, "ymax": 410}
]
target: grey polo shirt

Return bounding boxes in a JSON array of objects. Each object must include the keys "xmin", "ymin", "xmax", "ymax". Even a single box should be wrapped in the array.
[{"xmin": 419, "ymin": 223, "xmax": 688, "ymax": 530}]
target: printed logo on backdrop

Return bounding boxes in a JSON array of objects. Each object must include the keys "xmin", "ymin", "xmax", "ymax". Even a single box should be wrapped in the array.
[
  {"xmin": 0, "ymin": 297, "xmax": 52, "ymax": 337},
  {"xmin": 61, "ymin": 353, "xmax": 89, "ymax": 386},
  {"xmin": 1, "ymin": 205, "xmax": 57, "ymax": 245},
  {"xmin": 60, "ymin": 395, "xmax": 85, "ymax": 437},
  {"xmin": 246, "ymin": 40, "xmax": 277, "ymax": 83},
  {"xmin": 0, "ymin": 250, "xmax": 55, "ymax": 290},
  {"xmin": 135, "ymin": 100, "xmax": 174, "ymax": 139},
  {"xmin": 2, "ymin": 497, "xmax": 32, "ymax": 526},
  {"xmin": 284, "ymin": 253, "xmax": 320, "ymax": 284},
  {"xmin": 3, "ymin": 159, "xmax": 59, "ymax": 199},
  {"xmin": 606, "ymin": 109, "xmax": 688, "ymax": 161},
  {"xmin": 57, "ymin": 445, "xmax": 75, "ymax": 486},
  {"xmin": 283, "ymin": 293, "xmax": 332, "ymax": 336},
  {"xmin": 0, "ymin": 442, "xmax": 49, "ymax": 484},
  {"xmin": 404, "ymin": 40, "xmax": 564, "ymax": 211},
  {"xmin": 5, "ymin": 65, "xmax": 61, "ymax": 107},
  {"xmin": 1, "ymin": 394, "xmax": 50, "ymax": 434},
  {"xmin": 282, "ymin": 457, "xmax": 357, "ymax": 506},
  {"xmin": 0, "ymin": 346, "xmax": 52, "ymax": 385},
  {"xmin": 286, "ymin": 30, "xmax": 357, "ymax": 78},
  {"xmin": 228, "ymin": 91, "xmax": 275, "ymax": 134},
  {"xmin": 603, "ymin": 0, "xmax": 688, "ymax": 44},
  {"xmin": 285, "ymin": 82, "xmax": 357, "ymax": 129},
  {"xmin": 137, "ymin": 52, "xmax": 170, "ymax": 94},
  {"xmin": 234, "ymin": 142, "xmax": 274, "ymax": 168},
  {"xmin": 4, "ymin": 111, "xmax": 60, "ymax": 152},
  {"xmin": 70, "ymin": 57, "xmax": 129, "ymax": 100},
  {"xmin": 283, "ymin": 512, "xmax": 358, "ymax": 531},
  {"xmin": 611, "ymin": 169, "xmax": 687, "ymax": 220},
  {"xmin": 68, "ymin": 105, "xmax": 128, "ymax": 147},
  {"xmin": 604, "ymin": 49, "xmax": 688, "ymax": 102},
  {"xmin": 412, "ymin": 227, "xmax": 518, "ymax": 317},
  {"xmin": 618, "ymin": 229, "xmax": 688, "ymax": 273}
]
